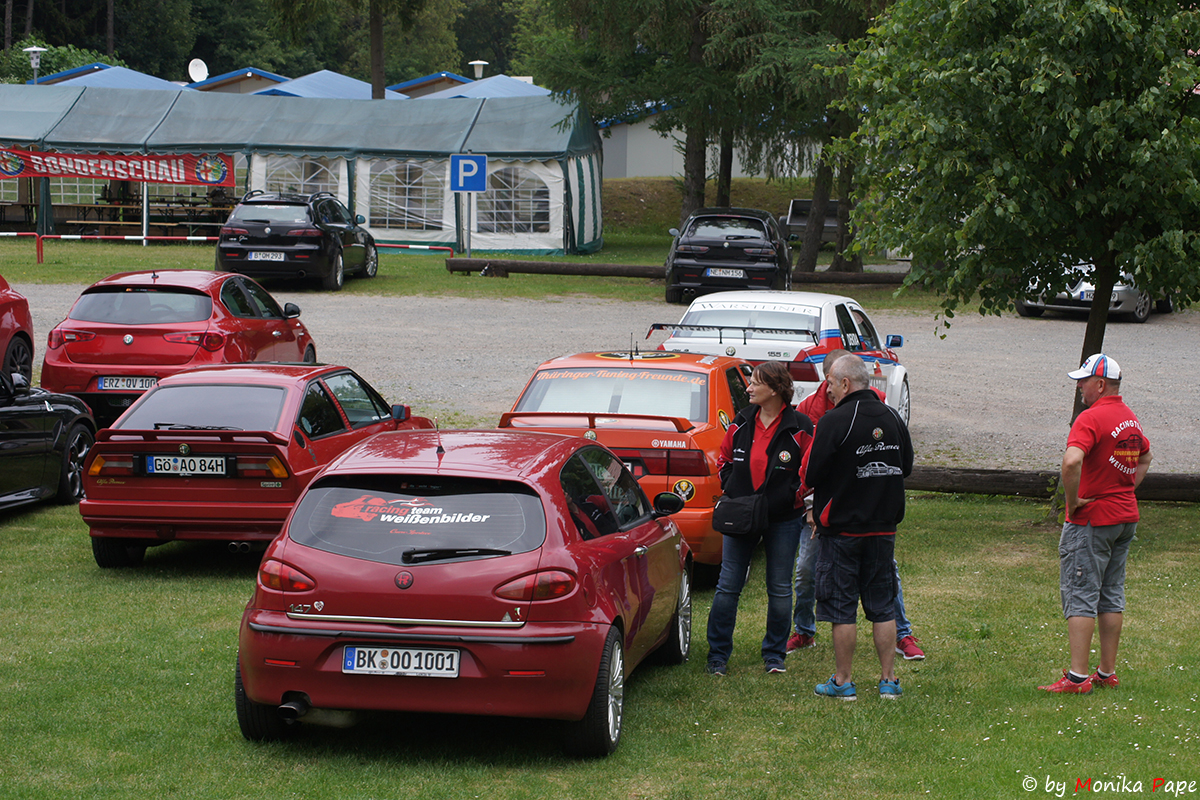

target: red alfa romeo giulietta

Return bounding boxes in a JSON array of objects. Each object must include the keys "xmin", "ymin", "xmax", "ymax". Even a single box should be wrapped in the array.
[
  {"xmin": 41, "ymin": 269, "xmax": 316, "ymax": 426},
  {"xmin": 235, "ymin": 429, "xmax": 691, "ymax": 757}
]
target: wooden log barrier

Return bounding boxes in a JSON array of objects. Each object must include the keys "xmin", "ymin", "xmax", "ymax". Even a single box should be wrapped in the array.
[
  {"xmin": 907, "ymin": 466, "xmax": 1200, "ymax": 503},
  {"xmin": 446, "ymin": 258, "xmax": 663, "ymax": 279}
]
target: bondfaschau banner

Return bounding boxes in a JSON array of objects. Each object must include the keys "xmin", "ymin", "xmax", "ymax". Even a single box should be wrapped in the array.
[{"xmin": 0, "ymin": 148, "xmax": 235, "ymax": 187}]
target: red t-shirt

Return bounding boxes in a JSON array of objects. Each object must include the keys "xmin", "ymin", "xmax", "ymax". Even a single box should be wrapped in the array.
[
  {"xmin": 1066, "ymin": 395, "xmax": 1150, "ymax": 525},
  {"xmin": 750, "ymin": 412, "xmax": 782, "ymax": 490}
]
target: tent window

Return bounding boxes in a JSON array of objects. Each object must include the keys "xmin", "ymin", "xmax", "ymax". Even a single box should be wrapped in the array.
[
  {"xmin": 478, "ymin": 167, "xmax": 550, "ymax": 234},
  {"xmin": 369, "ymin": 161, "xmax": 444, "ymax": 231},
  {"xmin": 50, "ymin": 177, "xmax": 104, "ymax": 204},
  {"xmin": 265, "ymin": 156, "xmax": 338, "ymax": 196},
  {"xmin": 0, "ymin": 179, "xmax": 17, "ymax": 203}
]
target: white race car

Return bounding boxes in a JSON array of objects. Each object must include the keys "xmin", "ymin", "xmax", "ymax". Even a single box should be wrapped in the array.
[{"xmin": 649, "ymin": 290, "xmax": 910, "ymax": 425}]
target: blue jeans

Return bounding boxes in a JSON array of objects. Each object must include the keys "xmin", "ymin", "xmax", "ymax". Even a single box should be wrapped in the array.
[
  {"xmin": 706, "ymin": 516, "xmax": 802, "ymax": 665},
  {"xmin": 794, "ymin": 534, "xmax": 913, "ymax": 640}
]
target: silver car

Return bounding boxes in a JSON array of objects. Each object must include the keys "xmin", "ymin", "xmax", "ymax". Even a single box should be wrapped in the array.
[{"xmin": 1015, "ymin": 268, "xmax": 1171, "ymax": 323}]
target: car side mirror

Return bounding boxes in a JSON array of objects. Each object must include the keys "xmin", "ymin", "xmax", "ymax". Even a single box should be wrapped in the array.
[
  {"xmin": 12, "ymin": 372, "xmax": 31, "ymax": 394},
  {"xmin": 651, "ymin": 491, "xmax": 686, "ymax": 518},
  {"xmin": 885, "ymin": 334, "xmax": 904, "ymax": 348},
  {"xmin": 355, "ymin": 214, "xmax": 366, "ymax": 225},
  {"xmin": 789, "ymin": 233, "xmax": 799, "ymax": 241},
  {"xmin": 283, "ymin": 302, "xmax": 301, "ymax": 319},
  {"xmin": 391, "ymin": 404, "xmax": 410, "ymax": 422},
  {"xmin": 668, "ymin": 228, "xmax": 680, "ymax": 237}
]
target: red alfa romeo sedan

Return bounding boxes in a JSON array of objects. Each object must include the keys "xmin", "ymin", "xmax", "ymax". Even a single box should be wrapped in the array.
[
  {"xmin": 235, "ymin": 429, "xmax": 690, "ymax": 757},
  {"xmin": 81, "ymin": 363, "xmax": 434, "ymax": 568},
  {"xmin": 41, "ymin": 270, "xmax": 316, "ymax": 426},
  {"xmin": 1, "ymin": 273, "xmax": 35, "ymax": 382}
]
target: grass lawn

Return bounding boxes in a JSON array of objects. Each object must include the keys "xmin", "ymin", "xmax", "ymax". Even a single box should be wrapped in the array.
[{"xmin": 2, "ymin": 495, "xmax": 1196, "ymax": 798}]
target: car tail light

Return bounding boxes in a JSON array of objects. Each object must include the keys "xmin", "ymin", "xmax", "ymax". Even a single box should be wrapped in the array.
[
  {"xmin": 495, "ymin": 570, "xmax": 576, "ymax": 601},
  {"xmin": 220, "ymin": 226, "xmax": 248, "ymax": 236},
  {"xmin": 676, "ymin": 245, "xmax": 709, "ymax": 254},
  {"xmin": 88, "ymin": 455, "xmax": 135, "ymax": 476},
  {"xmin": 47, "ymin": 329, "xmax": 95, "ymax": 349},
  {"xmin": 613, "ymin": 448, "xmax": 709, "ymax": 477},
  {"xmin": 788, "ymin": 360, "xmax": 821, "ymax": 383},
  {"xmin": 744, "ymin": 247, "xmax": 776, "ymax": 257},
  {"xmin": 163, "ymin": 331, "xmax": 226, "ymax": 352},
  {"xmin": 236, "ymin": 456, "xmax": 289, "ymax": 479},
  {"xmin": 259, "ymin": 559, "xmax": 316, "ymax": 592},
  {"xmin": 285, "ymin": 228, "xmax": 323, "ymax": 238}
]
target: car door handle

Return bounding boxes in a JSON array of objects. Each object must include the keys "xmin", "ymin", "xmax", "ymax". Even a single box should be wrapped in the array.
[
  {"xmin": 272, "ymin": 330, "xmax": 282, "ymax": 337},
  {"xmin": 634, "ymin": 546, "xmax": 648, "ymax": 557}
]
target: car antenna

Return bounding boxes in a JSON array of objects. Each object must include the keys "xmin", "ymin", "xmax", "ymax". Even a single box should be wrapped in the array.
[{"xmin": 434, "ymin": 418, "xmax": 445, "ymax": 456}]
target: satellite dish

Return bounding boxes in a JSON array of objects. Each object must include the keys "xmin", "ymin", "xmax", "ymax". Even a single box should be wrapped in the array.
[{"xmin": 187, "ymin": 58, "xmax": 208, "ymax": 83}]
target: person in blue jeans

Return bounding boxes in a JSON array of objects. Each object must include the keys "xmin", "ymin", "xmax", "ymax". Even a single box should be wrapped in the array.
[
  {"xmin": 705, "ymin": 361, "xmax": 813, "ymax": 675},
  {"xmin": 790, "ymin": 534, "xmax": 924, "ymax": 660}
]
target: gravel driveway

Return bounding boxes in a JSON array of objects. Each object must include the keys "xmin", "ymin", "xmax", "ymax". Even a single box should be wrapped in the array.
[{"xmin": 19, "ymin": 283, "xmax": 1200, "ymax": 475}]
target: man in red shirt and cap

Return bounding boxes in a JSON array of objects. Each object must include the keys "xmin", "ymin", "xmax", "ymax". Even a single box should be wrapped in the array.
[{"xmin": 1040, "ymin": 353, "xmax": 1152, "ymax": 694}]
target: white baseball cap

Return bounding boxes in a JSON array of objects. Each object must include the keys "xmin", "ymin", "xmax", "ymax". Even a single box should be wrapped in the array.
[{"xmin": 1068, "ymin": 353, "xmax": 1121, "ymax": 381}]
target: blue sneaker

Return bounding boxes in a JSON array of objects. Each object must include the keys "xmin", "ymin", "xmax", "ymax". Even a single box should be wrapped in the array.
[
  {"xmin": 705, "ymin": 661, "xmax": 727, "ymax": 676},
  {"xmin": 879, "ymin": 678, "xmax": 902, "ymax": 699},
  {"xmin": 814, "ymin": 674, "xmax": 857, "ymax": 700},
  {"xmin": 765, "ymin": 659, "xmax": 786, "ymax": 674}
]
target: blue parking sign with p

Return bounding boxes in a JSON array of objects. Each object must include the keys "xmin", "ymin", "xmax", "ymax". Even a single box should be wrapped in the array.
[{"xmin": 450, "ymin": 154, "xmax": 488, "ymax": 192}]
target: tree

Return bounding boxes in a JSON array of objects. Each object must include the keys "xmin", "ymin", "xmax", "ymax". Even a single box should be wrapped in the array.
[
  {"xmin": 267, "ymin": 0, "xmax": 428, "ymax": 97},
  {"xmin": 0, "ymin": 36, "xmax": 125, "ymax": 84},
  {"xmin": 844, "ymin": 0, "xmax": 1200, "ymax": 414}
]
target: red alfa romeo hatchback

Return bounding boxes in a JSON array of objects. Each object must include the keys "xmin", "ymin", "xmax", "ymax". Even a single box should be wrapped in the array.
[
  {"xmin": 41, "ymin": 270, "xmax": 316, "ymax": 426},
  {"xmin": 82, "ymin": 363, "xmax": 433, "ymax": 567},
  {"xmin": 235, "ymin": 429, "xmax": 690, "ymax": 757}
]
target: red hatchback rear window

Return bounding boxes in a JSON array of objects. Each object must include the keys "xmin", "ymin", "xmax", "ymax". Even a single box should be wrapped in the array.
[
  {"xmin": 70, "ymin": 288, "xmax": 213, "ymax": 324},
  {"xmin": 288, "ymin": 478, "xmax": 547, "ymax": 566},
  {"xmin": 117, "ymin": 384, "xmax": 287, "ymax": 431}
]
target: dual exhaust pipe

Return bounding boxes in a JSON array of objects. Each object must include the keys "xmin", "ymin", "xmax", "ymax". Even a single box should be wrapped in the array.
[{"xmin": 227, "ymin": 541, "xmax": 252, "ymax": 553}]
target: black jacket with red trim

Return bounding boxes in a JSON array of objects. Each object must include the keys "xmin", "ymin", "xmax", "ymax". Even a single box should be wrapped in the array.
[
  {"xmin": 805, "ymin": 388, "xmax": 913, "ymax": 535},
  {"xmin": 718, "ymin": 404, "xmax": 813, "ymax": 523}
]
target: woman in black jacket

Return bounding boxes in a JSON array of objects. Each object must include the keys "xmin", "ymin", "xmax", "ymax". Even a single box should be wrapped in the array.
[{"xmin": 704, "ymin": 361, "xmax": 813, "ymax": 675}]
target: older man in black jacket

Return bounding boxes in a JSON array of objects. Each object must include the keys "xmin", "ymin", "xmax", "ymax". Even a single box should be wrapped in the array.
[{"xmin": 805, "ymin": 354, "xmax": 913, "ymax": 700}]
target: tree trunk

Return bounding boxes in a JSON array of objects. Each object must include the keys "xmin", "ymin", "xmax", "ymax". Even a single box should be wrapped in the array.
[
  {"xmin": 1072, "ymin": 249, "xmax": 1116, "ymax": 420},
  {"xmin": 5, "ymin": 0, "xmax": 12, "ymax": 50},
  {"xmin": 678, "ymin": 5, "xmax": 708, "ymax": 225},
  {"xmin": 829, "ymin": 158, "xmax": 862, "ymax": 272},
  {"xmin": 793, "ymin": 158, "xmax": 833, "ymax": 274},
  {"xmin": 715, "ymin": 128, "xmax": 733, "ymax": 207},
  {"xmin": 24, "ymin": 0, "xmax": 32, "ymax": 36},
  {"xmin": 370, "ymin": 0, "xmax": 385, "ymax": 99},
  {"xmin": 107, "ymin": 0, "xmax": 114, "ymax": 55}
]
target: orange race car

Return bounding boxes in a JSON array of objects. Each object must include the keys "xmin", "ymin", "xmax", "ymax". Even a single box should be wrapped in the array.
[{"xmin": 500, "ymin": 350, "xmax": 753, "ymax": 570}]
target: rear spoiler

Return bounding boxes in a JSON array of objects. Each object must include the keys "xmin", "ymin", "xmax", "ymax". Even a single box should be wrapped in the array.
[
  {"xmin": 498, "ymin": 411, "xmax": 695, "ymax": 433},
  {"xmin": 96, "ymin": 428, "xmax": 290, "ymax": 445},
  {"xmin": 646, "ymin": 323, "xmax": 819, "ymax": 345}
]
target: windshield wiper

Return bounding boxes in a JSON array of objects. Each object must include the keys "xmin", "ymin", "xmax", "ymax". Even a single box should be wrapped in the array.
[
  {"xmin": 152, "ymin": 423, "xmax": 243, "ymax": 430},
  {"xmin": 402, "ymin": 547, "xmax": 511, "ymax": 564}
]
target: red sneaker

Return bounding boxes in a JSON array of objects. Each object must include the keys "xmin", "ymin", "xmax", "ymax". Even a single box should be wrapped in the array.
[
  {"xmin": 895, "ymin": 635, "xmax": 925, "ymax": 661},
  {"xmin": 787, "ymin": 632, "xmax": 816, "ymax": 653},
  {"xmin": 1039, "ymin": 670, "xmax": 1093, "ymax": 694},
  {"xmin": 1089, "ymin": 670, "xmax": 1119, "ymax": 689}
]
